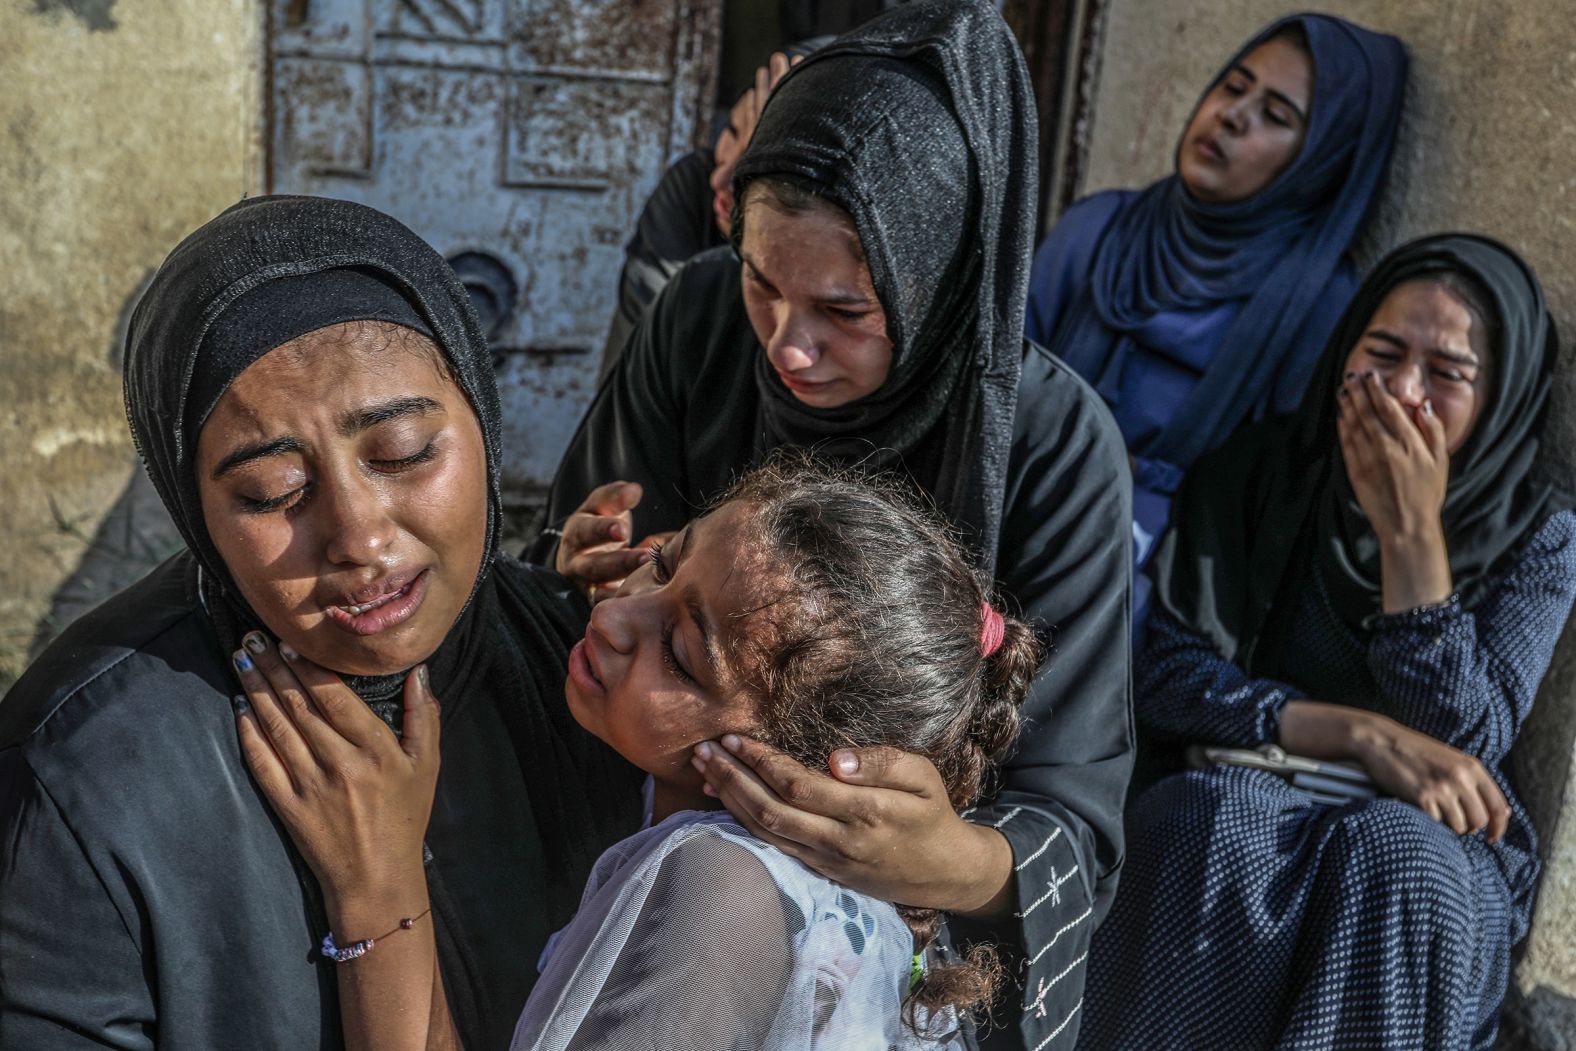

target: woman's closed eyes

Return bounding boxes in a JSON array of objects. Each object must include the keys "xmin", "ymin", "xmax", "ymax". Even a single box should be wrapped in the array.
[
  {"xmin": 1221, "ymin": 75, "xmax": 1297, "ymax": 128},
  {"xmin": 232, "ymin": 435, "xmax": 444, "ymax": 516},
  {"xmin": 1360, "ymin": 345, "xmax": 1475, "ymax": 384}
]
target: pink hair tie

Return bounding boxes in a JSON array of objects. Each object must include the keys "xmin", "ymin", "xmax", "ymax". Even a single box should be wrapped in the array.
[{"xmin": 980, "ymin": 602, "xmax": 1005, "ymax": 658}]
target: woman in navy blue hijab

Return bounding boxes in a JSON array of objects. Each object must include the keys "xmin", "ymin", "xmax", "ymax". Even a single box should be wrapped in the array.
[{"xmin": 1026, "ymin": 14, "xmax": 1407, "ymax": 628}]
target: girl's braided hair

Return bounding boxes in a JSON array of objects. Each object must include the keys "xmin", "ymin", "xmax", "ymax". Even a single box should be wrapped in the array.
[{"xmin": 717, "ymin": 453, "xmax": 1043, "ymax": 1029}]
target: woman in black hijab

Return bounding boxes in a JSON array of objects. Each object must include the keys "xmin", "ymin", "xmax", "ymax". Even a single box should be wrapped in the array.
[
  {"xmin": 0, "ymin": 195, "xmax": 641, "ymax": 1050},
  {"xmin": 1080, "ymin": 235, "xmax": 1576, "ymax": 1048},
  {"xmin": 532, "ymin": 2, "xmax": 1133, "ymax": 1046}
]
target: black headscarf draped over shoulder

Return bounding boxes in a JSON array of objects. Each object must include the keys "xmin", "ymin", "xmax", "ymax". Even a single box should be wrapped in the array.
[
  {"xmin": 121, "ymin": 198, "xmax": 641, "ymax": 1018},
  {"xmin": 731, "ymin": 0, "xmax": 1037, "ymax": 576},
  {"xmin": 1153, "ymin": 233, "xmax": 1571, "ymax": 675}
]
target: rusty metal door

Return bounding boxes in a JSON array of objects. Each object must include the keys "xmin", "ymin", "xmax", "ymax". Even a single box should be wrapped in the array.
[{"xmin": 268, "ymin": 0, "xmax": 720, "ymax": 510}]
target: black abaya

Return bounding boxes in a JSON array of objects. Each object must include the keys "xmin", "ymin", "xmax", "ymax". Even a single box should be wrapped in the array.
[
  {"xmin": 535, "ymin": 249, "xmax": 1134, "ymax": 1050},
  {"xmin": 0, "ymin": 195, "xmax": 644, "ymax": 1050}
]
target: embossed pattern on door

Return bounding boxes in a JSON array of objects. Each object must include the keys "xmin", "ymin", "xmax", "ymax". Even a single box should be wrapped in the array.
[{"xmin": 269, "ymin": 0, "xmax": 720, "ymax": 506}]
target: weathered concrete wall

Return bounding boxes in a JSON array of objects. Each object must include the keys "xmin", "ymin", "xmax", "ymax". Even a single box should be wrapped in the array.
[
  {"xmin": 0, "ymin": 1, "xmax": 263, "ymax": 690},
  {"xmin": 1081, "ymin": 1, "xmax": 1576, "ymax": 1044}
]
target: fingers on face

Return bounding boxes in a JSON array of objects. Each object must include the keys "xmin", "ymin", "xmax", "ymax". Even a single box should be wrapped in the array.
[
  {"xmin": 582, "ymin": 480, "xmax": 642, "ymax": 517},
  {"xmin": 1419, "ymin": 399, "xmax": 1449, "ymax": 457},
  {"xmin": 1365, "ymin": 373, "xmax": 1420, "ymax": 443},
  {"xmin": 1338, "ymin": 373, "xmax": 1379, "ymax": 446},
  {"xmin": 567, "ymin": 510, "xmax": 629, "ymax": 550},
  {"xmin": 693, "ymin": 741, "xmax": 847, "ymax": 860},
  {"xmin": 693, "ymin": 747, "xmax": 803, "ymax": 849},
  {"xmin": 280, "ymin": 648, "xmax": 390, "ymax": 751},
  {"xmin": 236, "ymin": 632, "xmax": 392, "ymax": 774},
  {"xmin": 571, "ymin": 552, "xmax": 646, "ymax": 602},
  {"xmin": 588, "ymin": 582, "xmax": 624, "ymax": 606},
  {"xmin": 1346, "ymin": 372, "xmax": 1396, "ymax": 442},
  {"xmin": 832, "ymin": 745, "xmax": 940, "ymax": 798},
  {"xmin": 249, "ymin": 633, "xmax": 361, "ymax": 760},
  {"xmin": 717, "ymin": 735, "xmax": 845, "ymax": 812}
]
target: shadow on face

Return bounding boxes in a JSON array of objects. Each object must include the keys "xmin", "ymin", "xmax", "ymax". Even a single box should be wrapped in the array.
[
  {"xmin": 1341, "ymin": 279, "xmax": 1492, "ymax": 455},
  {"xmin": 738, "ymin": 182, "xmax": 895, "ymax": 409},
  {"xmin": 1178, "ymin": 32, "xmax": 1314, "ymax": 204},
  {"xmin": 195, "ymin": 320, "xmax": 489, "ymax": 677},
  {"xmin": 564, "ymin": 500, "xmax": 768, "ymax": 791}
]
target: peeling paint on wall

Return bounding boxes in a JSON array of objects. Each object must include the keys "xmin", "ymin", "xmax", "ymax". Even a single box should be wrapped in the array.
[
  {"xmin": 0, "ymin": 1, "xmax": 263, "ymax": 689},
  {"xmin": 268, "ymin": 0, "xmax": 721, "ymax": 497},
  {"xmin": 31, "ymin": 424, "xmax": 125, "ymax": 459},
  {"xmin": 31, "ymin": 0, "xmax": 117, "ymax": 32}
]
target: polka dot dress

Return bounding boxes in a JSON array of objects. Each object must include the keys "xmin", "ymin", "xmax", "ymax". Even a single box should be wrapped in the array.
[{"xmin": 1078, "ymin": 510, "xmax": 1576, "ymax": 1050}]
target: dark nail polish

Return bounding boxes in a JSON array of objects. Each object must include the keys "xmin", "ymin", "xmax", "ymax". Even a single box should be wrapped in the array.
[
  {"xmin": 279, "ymin": 642, "xmax": 298, "ymax": 661},
  {"xmin": 233, "ymin": 650, "xmax": 254, "ymax": 673},
  {"xmin": 243, "ymin": 632, "xmax": 267, "ymax": 654},
  {"xmin": 1344, "ymin": 370, "xmax": 1357, "ymax": 381},
  {"xmin": 416, "ymin": 664, "xmax": 430, "ymax": 690},
  {"xmin": 232, "ymin": 694, "xmax": 250, "ymax": 715}
]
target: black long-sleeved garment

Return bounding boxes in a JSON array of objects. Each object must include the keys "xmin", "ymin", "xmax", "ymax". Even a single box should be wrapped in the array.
[
  {"xmin": 597, "ymin": 148, "xmax": 723, "ymax": 381},
  {"xmin": 0, "ymin": 554, "xmax": 641, "ymax": 1051},
  {"xmin": 532, "ymin": 250, "xmax": 1134, "ymax": 1050}
]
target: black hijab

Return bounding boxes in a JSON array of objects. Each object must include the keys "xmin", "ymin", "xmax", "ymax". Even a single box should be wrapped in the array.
[
  {"xmin": 125, "ymin": 196, "xmax": 502, "ymax": 658},
  {"xmin": 731, "ymin": 0, "xmax": 1037, "ymax": 576},
  {"xmin": 1152, "ymin": 234, "xmax": 1570, "ymax": 674},
  {"xmin": 123, "ymin": 194, "xmax": 639, "ymax": 937}
]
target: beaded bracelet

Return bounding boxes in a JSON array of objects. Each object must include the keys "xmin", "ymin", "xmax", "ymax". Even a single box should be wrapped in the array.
[
  {"xmin": 321, "ymin": 908, "xmax": 432, "ymax": 963},
  {"xmin": 1360, "ymin": 592, "xmax": 1461, "ymax": 631}
]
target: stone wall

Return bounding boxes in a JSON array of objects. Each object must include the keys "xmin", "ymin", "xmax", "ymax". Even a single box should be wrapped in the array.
[
  {"xmin": 0, "ymin": 1, "xmax": 263, "ymax": 689},
  {"xmin": 3, "ymin": 0, "xmax": 1572, "ymax": 1038},
  {"xmin": 1079, "ymin": 1, "xmax": 1576, "ymax": 1043}
]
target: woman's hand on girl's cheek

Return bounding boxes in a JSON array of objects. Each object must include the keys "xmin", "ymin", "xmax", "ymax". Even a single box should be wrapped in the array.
[
  {"xmin": 691, "ymin": 735, "xmax": 1013, "ymax": 917},
  {"xmin": 1337, "ymin": 370, "xmax": 1449, "ymax": 540},
  {"xmin": 555, "ymin": 481, "xmax": 649, "ymax": 603},
  {"xmin": 232, "ymin": 633, "xmax": 441, "ymax": 907}
]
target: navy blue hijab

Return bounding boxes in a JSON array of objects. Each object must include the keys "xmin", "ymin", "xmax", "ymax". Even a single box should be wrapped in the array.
[{"xmin": 1038, "ymin": 13, "xmax": 1407, "ymax": 472}]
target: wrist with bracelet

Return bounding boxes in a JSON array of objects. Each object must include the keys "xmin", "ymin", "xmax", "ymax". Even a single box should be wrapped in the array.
[{"xmin": 321, "ymin": 907, "xmax": 432, "ymax": 963}]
